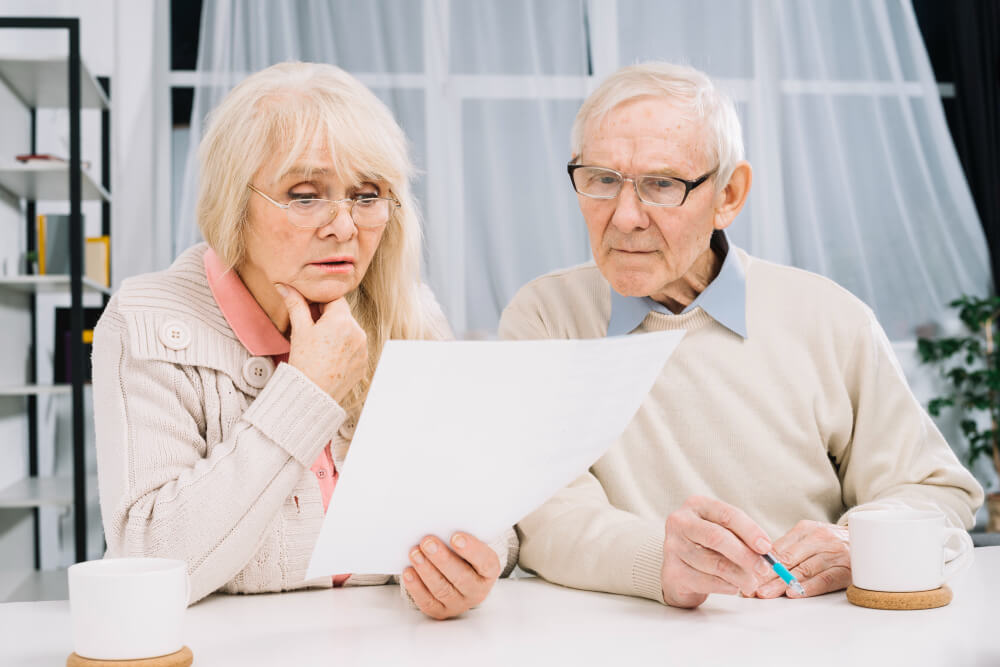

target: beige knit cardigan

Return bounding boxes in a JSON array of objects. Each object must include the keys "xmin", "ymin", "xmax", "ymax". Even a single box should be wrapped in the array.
[{"xmin": 93, "ymin": 243, "xmax": 518, "ymax": 604}]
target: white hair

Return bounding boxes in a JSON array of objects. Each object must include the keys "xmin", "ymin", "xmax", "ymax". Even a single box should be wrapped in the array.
[{"xmin": 571, "ymin": 61, "xmax": 745, "ymax": 191}]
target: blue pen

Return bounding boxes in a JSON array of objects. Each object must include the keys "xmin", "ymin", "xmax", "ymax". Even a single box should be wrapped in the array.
[{"xmin": 761, "ymin": 552, "xmax": 806, "ymax": 596}]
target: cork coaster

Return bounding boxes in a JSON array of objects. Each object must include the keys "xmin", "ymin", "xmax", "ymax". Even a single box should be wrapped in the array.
[
  {"xmin": 846, "ymin": 584, "xmax": 952, "ymax": 610},
  {"xmin": 67, "ymin": 646, "xmax": 193, "ymax": 667}
]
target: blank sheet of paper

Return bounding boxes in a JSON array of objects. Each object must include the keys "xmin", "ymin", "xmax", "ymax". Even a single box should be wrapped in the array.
[{"xmin": 305, "ymin": 330, "xmax": 685, "ymax": 578}]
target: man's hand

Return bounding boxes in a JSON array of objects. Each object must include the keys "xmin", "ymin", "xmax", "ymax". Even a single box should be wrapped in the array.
[
  {"xmin": 754, "ymin": 520, "xmax": 850, "ymax": 598},
  {"xmin": 661, "ymin": 496, "xmax": 773, "ymax": 608},
  {"xmin": 402, "ymin": 533, "xmax": 501, "ymax": 620}
]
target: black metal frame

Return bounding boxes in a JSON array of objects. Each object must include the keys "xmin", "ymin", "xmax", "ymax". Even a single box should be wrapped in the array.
[
  {"xmin": 0, "ymin": 17, "xmax": 111, "ymax": 564},
  {"xmin": 567, "ymin": 162, "xmax": 715, "ymax": 207}
]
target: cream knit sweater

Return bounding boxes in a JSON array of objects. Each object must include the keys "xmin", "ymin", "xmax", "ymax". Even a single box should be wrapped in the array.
[
  {"xmin": 93, "ymin": 244, "xmax": 517, "ymax": 604},
  {"xmin": 499, "ymin": 250, "xmax": 983, "ymax": 604}
]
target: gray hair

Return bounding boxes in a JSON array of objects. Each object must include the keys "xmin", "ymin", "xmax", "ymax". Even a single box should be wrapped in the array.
[{"xmin": 571, "ymin": 62, "xmax": 745, "ymax": 191}]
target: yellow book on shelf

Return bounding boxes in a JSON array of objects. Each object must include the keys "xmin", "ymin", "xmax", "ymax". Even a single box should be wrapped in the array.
[
  {"xmin": 37, "ymin": 214, "xmax": 47, "ymax": 274},
  {"xmin": 85, "ymin": 235, "xmax": 110, "ymax": 287}
]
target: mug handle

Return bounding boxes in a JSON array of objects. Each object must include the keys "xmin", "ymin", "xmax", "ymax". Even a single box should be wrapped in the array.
[{"xmin": 942, "ymin": 527, "xmax": 974, "ymax": 580}]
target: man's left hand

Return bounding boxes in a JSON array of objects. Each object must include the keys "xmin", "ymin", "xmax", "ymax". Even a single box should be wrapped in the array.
[{"xmin": 754, "ymin": 520, "xmax": 850, "ymax": 598}]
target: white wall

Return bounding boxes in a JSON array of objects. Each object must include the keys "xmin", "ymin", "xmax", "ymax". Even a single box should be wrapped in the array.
[{"xmin": 113, "ymin": 0, "xmax": 172, "ymax": 281}]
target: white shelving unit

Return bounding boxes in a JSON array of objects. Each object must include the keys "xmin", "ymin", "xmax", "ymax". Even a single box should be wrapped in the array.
[
  {"xmin": 0, "ymin": 567, "xmax": 68, "ymax": 603},
  {"xmin": 0, "ymin": 475, "xmax": 98, "ymax": 508},
  {"xmin": 0, "ymin": 161, "xmax": 110, "ymax": 202},
  {"xmin": 0, "ymin": 385, "xmax": 72, "ymax": 396},
  {"xmin": 0, "ymin": 55, "xmax": 109, "ymax": 108},
  {"xmin": 0, "ymin": 18, "xmax": 111, "ymax": 582},
  {"xmin": 0, "ymin": 274, "xmax": 111, "ymax": 295}
]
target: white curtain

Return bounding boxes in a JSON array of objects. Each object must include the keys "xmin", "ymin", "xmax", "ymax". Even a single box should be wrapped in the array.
[{"xmin": 175, "ymin": 0, "xmax": 991, "ymax": 341}]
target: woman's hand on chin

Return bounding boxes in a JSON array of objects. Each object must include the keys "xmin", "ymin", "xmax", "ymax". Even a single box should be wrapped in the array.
[
  {"xmin": 401, "ymin": 532, "xmax": 501, "ymax": 620},
  {"xmin": 276, "ymin": 282, "xmax": 367, "ymax": 403}
]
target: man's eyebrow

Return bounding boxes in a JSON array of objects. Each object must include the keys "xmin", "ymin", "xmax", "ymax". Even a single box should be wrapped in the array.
[
  {"xmin": 643, "ymin": 166, "xmax": 686, "ymax": 177},
  {"xmin": 583, "ymin": 160, "xmax": 687, "ymax": 178}
]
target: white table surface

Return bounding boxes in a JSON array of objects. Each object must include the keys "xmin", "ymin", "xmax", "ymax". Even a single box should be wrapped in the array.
[{"xmin": 3, "ymin": 546, "xmax": 998, "ymax": 667}]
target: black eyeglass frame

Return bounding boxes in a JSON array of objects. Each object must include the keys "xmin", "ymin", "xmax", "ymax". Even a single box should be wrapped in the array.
[{"xmin": 566, "ymin": 162, "xmax": 716, "ymax": 207}]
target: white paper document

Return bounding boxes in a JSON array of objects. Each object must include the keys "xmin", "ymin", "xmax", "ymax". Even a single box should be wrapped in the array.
[{"xmin": 305, "ymin": 329, "xmax": 685, "ymax": 578}]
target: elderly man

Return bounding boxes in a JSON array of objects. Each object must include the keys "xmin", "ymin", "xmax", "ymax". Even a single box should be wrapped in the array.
[{"xmin": 499, "ymin": 62, "xmax": 982, "ymax": 609}]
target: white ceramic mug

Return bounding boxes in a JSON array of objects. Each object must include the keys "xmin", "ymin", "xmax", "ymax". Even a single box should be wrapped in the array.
[
  {"xmin": 67, "ymin": 557, "xmax": 190, "ymax": 660},
  {"xmin": 848, "ymin": 509, "xmax": 973, "ymax": 592}
]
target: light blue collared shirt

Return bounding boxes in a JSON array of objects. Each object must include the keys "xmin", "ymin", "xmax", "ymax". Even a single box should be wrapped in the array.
[{"xmin": 606, "ymin": 231, "xmax": 747, "ymax": 338}]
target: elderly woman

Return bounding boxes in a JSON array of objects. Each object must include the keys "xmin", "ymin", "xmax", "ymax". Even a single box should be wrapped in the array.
[{"xmin": 92, "ymin": 62, "xmax": 517, "ymax": 618}]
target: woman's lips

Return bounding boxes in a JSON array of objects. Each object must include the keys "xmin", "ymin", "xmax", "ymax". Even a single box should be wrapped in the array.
[{"xmin": 310, "ymin": 257, "xmax": 355, "ymax": 273}]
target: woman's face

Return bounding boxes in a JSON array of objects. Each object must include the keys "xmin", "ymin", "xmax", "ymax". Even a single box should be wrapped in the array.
[{"xmin": 240, "ymin": 145, "xmax": 389, "ymax": 331}]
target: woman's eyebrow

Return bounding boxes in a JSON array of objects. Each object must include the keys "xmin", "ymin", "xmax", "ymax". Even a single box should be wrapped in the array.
[{"xmin": 278, "ymin": 166, "xmax": 332, "ymax": 180}]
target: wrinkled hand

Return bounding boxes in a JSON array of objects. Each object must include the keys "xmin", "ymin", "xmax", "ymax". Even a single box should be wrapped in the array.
[
  {"xmin": 402, "ymin": 533, "xmax": 500, "ymax": 620},
  {"xmin": 276, "ymin": 283, "xmax": 367, "ymax": 404},
  {"xmin": 754, "ymin": 520, "xmax": 850, "ymax": 599},
  {"xmin": 661, "ymin": 496, "xmax": 773, "ymax": 609}
]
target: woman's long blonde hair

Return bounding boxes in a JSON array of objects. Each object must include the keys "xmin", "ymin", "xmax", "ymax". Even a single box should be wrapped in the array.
[{"xmin": 197, "ymin": 61, "xmax": 444, "ymax": 421}]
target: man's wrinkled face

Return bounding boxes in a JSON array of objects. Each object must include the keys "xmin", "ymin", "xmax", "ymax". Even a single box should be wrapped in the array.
[{"xmin": 577, "ymin": 97, "xmax": 724, "ymax": 302}]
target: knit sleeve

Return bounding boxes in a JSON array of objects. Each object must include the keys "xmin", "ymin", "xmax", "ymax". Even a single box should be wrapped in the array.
[
  {"xmin": 92, "ymin": 298, "xmax": 346, "ymax": 604},
  {"xmin": 498, "ymin": 291, "xmax": 666, "ymax": 604},
  {"xmin": 516, "ymin": 472, "xmax": 665, "ymax": 603},
  {"xmin": 491, "ymin": 526, "xmax": 521, "ymax": 577},
  {"xmin": 833, "ymin": 308, "xmax": 984, "ymax": 529}
]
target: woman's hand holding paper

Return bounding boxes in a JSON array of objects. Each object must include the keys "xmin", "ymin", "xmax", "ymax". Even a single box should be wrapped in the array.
[{"xmin": 402, "ymin": 533, "xmax": 501, "ymax": 620}]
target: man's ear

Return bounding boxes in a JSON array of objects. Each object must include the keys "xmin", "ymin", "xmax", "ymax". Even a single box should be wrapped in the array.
[{"xmin": 713, "ymin": 161, "xmax": 752, "ymax": 231}]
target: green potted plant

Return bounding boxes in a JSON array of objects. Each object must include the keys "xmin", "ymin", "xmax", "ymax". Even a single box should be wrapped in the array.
[{"xmin": 917, "ymin": 295, "xmax": 1000, "ymax": 531}]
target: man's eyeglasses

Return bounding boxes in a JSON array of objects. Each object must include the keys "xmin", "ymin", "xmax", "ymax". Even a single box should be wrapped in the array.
[
  {"xmin": 567, "ymin": 163, "xmax": 716, "ymax": 207},
  {"xmin": 248, "ymin": 184, "xmax": 400, "ymax": 229}
]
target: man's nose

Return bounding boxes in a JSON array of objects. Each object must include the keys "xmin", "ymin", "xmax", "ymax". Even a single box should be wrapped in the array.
[{"xmin": 609, "ymin": 178, "xmax": 650, "ymax": 233}]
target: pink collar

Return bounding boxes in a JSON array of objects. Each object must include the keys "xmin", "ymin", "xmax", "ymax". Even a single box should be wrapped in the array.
[{"xmin": 204, "ymin": 248, "xmax": 290, "ymax": 357}]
